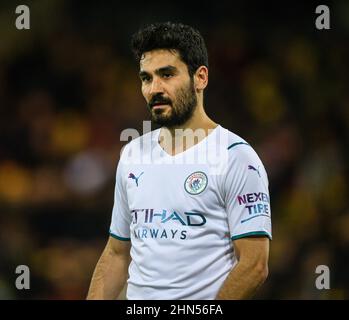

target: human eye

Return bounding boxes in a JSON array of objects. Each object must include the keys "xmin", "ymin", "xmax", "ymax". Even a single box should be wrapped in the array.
[
  {"xmin": 140, "ymin": 75, "xmax": 151, "ymax": 83},
  {"xmin": 162, "ymin": 73, "xmax": 173, "ymax": 79}
]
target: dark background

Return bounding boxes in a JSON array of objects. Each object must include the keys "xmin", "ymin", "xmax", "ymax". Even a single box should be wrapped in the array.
[{"xmin": 0, "ymin": 0, "xmax": 348, "ymax": 299}]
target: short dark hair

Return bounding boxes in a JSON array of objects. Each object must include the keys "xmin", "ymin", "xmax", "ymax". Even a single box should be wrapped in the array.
[{"xmin": 131, "ymin": 22, "xmax": 208, "ymax": 77}]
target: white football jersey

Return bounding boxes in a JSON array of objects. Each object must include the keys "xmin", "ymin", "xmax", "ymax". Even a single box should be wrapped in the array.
[{"xmin": 110, "ymin": 125, "xmax": 272, "ymax": 300}]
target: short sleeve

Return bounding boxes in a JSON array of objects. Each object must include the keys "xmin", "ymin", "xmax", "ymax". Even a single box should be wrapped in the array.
[
  {"xmin": 109, "ymin": 150, "xmax": 131, "ymax": 241},
  {"xmin": 224, "ymin": 145, "xmax": 272, "ymax": 241}
]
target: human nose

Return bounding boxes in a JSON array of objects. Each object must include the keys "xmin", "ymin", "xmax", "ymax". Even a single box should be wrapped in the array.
[{"xmin": 149, "ymin": 77, "xmax": 164, "ymax": 95}]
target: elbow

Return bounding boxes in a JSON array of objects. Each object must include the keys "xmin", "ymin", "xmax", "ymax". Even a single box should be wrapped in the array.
[{"xmin": 255, "ymin": 263, "xmax": 269, "ymax": 284}]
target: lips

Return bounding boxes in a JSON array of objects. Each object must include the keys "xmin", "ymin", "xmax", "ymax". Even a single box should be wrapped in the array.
[
  {"xmin": 149, "ymin": 97, "xmax": 172, "ymax": 109},
  {"xmin": 152, "ymin": 104, "xmax": 170, "ymax": 109}
]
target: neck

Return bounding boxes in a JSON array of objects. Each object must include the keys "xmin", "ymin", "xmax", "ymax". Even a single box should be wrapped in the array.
[
  {"xmin": 162, "ymin": 103, "xmax": 217, "ymax": 136},
  {"xmin": 158, "ymin": 103, "xmax": 218, "ymax": 155}
]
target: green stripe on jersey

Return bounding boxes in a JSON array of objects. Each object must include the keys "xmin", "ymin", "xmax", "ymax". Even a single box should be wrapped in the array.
[
  {"xmin": 231, "ymin": 231, "xmax": 272, "ymax": 241},
  {"xmin": 109, "ymin": 231, "xmax": 131, "ymax": 241},
  {"xmin": 227, "ymin": 142, "xmax": 250, "ymax": 150}
]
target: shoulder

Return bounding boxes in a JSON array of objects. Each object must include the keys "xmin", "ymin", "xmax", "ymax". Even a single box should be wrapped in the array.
[
  {"xmin": 119, "ymin": 128, "xmax": 160, "ymax": 164},
  {"xmin": 220, "ymin": 126, "xmax": 262, "ymax": 165},
  {"xmin": 218, "ymin": 127, "xmax": 268, "ymax": 183},
  {"xmin": 215, "ymin": 128, "xmax": 269, "ymax": 195}
]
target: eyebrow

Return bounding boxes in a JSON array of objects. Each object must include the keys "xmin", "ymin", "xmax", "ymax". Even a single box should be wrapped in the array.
[{"xmin": 139, "ymin": 65, "xmax": 178, "ymax": 78}]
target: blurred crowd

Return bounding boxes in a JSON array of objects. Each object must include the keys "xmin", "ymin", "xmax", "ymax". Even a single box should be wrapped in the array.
[{"xmin": 0, "ymin": 1, "xmax": 348, "ymax": 299}]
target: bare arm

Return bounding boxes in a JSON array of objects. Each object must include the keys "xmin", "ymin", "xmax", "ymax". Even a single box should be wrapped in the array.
[
  {"xmin": 216, "ymin": 236, "xmax": 269, "ymax": 300},
  {"xmin": 87, "ymin": 236, "xmax": 131, "ymax": 300}
]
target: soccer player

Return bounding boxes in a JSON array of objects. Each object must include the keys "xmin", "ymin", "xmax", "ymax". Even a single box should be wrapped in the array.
[{"xmin": 87, "ymin": 22, "xmax": 272, "ymax": 300}]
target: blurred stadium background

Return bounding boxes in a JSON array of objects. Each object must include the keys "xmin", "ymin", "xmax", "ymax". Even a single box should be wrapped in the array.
[{"xmin": 0, "ymin": 0, "xmax": 348, "ymax": 299}]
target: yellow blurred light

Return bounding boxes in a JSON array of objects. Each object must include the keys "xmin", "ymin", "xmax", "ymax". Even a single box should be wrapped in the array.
[
  {"xmin": 50, "ymin": 112, "xmax": 90, "ymax": 156},
  {"xmin": 0, "ymin": 161, "xmax": 33, "ymax": 203}
]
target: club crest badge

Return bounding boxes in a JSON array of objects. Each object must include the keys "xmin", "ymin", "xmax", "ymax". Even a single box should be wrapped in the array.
[{"xmin": 184, "ymin": 171, "xmax": 208, "ymax": 195}]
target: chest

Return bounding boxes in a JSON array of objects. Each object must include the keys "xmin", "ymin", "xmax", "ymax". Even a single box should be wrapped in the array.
[{"xmin": 124, "ymin": 164, "xmax": 224, "ymax": 215}]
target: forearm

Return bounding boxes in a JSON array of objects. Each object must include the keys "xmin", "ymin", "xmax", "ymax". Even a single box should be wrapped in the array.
[
  {"xmin": 87, "ymin": 246, "xmax": 129, "ymax": 300},
  {"xmin": 216, "ymin": 261, "xmax": 268, "ymax": 300}
]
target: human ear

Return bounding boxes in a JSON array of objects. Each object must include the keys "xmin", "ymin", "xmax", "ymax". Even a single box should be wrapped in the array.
[{"xmin": 194, "ymin": 66, "xmax": 208, "ymax": 91}]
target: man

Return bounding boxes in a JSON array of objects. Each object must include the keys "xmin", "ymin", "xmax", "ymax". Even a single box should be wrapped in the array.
[{"xmin": 87, "ymin": 22, "xmax": 272, "ymax": 300}]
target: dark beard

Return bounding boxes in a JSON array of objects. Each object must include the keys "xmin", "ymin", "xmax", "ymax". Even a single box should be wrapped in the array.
[{"xmin": 148, "ymin": 79, "xmax": 197, "ymax": 128}]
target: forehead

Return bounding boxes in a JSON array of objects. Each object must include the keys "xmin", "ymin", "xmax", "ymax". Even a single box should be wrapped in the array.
[{"xmin": 139, "ymin": 49, "xmax": 186, "ymax": 71}]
